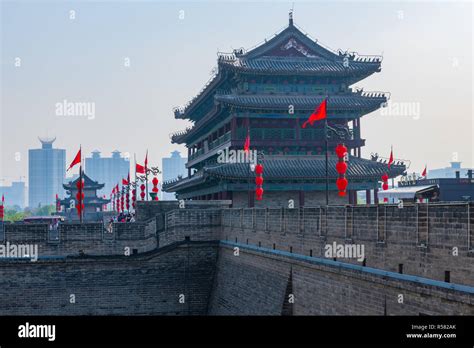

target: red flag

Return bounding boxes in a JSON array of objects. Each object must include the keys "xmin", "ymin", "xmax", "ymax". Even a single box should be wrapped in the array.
[
  {"xmin": 1, "ymin": 194, "xmax": 4, "ymax": 204},
  {"xmin": 302, "ymin": 99, "xmax": 327, "ymax": 129},
  {"xmin": 67, "ymin": 148, "xmax": 81, "ymax": 171},
  {"xmin": 136, "ymin": 163, "xmax": 145, "ymax": 174},
  {"xmin": 122, "ymin": 178, "xmax": 129, "ymax": 185},
  {"xmin": 388, "ymin": 146, "xmax": 394, "ymax": 169},
  {"xmin": 244, "ymin": 129, "xmax": 250, "ymax": 153},
  {"xmin": 144, "ymin": 150, "xmax": 148, "ymax": 171},
  {"xmin": 421, "ymin": 165, "xmax": 427, "ymax": 177}
]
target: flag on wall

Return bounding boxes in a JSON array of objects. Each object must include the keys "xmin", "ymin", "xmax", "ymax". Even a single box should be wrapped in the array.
[
  {"xmin": 136, "ymin": 163, "xmax": 145, "ymax": 174},
  {"xmin": 301, "ymin": 99, "xmax": 327, "ymax": 128},
  {"xmin": 388, "ymin": 146, "xmax": 394, "ymax": 169},
  {"xmin": 421, "ymin": 165, "xmax": 427, "ymax": 177},
  {"xmin": 67, "ymin": 148, "xmax": 81, "ymax": 171},
  {"xmin": 244, "ymin": 128, "xmax": 250, "ymax": 154}
]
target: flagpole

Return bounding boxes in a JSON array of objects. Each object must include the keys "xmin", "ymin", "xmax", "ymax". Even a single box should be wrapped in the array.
[
  {"xmin": 246, "ymin": 125, "xmax": 250, "ymax": 207},
  {"xmin": 134, "ymin": 153, "xmax": 137, "ymax": 212},
  {"xmin": 145, "ymin": 150, "xmax": 149, "ymax": 201},
  {"xmin": 80, "ymin": 145, "xmax": 83, "ymax": 223},
  {"xmin": 325, "ymin": 118, "xmax": 329, "ymax": 206}
]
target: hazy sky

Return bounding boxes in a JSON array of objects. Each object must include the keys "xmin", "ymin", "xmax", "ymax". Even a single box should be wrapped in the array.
[{"xmin": 1, "ymin": 0, "xmax": 472, "ymax": 186}]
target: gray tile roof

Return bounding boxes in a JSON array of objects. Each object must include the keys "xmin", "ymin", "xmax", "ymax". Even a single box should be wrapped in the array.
[
  {"xmin": 163, "ymin": 155, "xmax": 406, "ymax": 192},
  {"xmin": 215, "ymin": 93, "xmax": 387, "ymax": 111},
  {"xmin": 220, "ymin": 56, "xmax": 380, "ymax": 76}
]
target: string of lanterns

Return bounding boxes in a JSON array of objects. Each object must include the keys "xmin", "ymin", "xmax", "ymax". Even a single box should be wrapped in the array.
[
  {"xmin": 255, "ymin": 163, "xmax": 264, "ymax": 200},
  {"xmin": 381, "ymin": 173, "xmax": 389, "ymax": 203},
  {"xmin": 116, "ymin": 189, "xmax": 121, "ymax": 213},
  {"xmin": 335, "ymin": 144, "xmax": 348, "ymax": 197},
  {"xmin": 132, "ymin": 188, "xmax": 136, "ymax": 209},
  {"xmin": 125, "ymin": 188, "xmax": 130, "ymax": 211},
  {"xmin": 152, "ymin": 177, "xmax": 159, "ymax": 201},
  {"xmin": 76, "ymin": 178, "xmax": 85, "ymax": 218}
]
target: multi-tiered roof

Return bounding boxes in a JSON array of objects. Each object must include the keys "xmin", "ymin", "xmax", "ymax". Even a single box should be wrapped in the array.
[{"xmin": 165, "ymin": 15, "xmax": 405, "ymax": 202}]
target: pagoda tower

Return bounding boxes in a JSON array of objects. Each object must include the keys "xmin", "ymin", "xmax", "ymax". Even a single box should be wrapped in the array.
[
  {"xmin": 164, "ymin": 14, "xmax": 406, "ymax": 207},
  {"xmin": 60, "ymin": 173, "xmax": 109, "ymax": 221}
]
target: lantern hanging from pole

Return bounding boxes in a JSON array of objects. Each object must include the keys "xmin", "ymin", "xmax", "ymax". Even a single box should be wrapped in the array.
[
  {"xmin": 75, "ymin": 179, "xmax": 84, "ymax": 218},
  {"xmin": 380, "ymin": 173, "xmax": 390, "ymax": 203},
  {"xmin": 255, "ymin": 163, "xmax": 264, "ymax": 200},
  {"xmin": 152, "ymin": 177, "xmax": 159, "ymax": 201},
  {"xmin": 132, "ymin": 188, "xmax": 136, "ymax": 208},
  {"xmin": 140, "ymin": 184, "xmax": 146, "ymax": 200},
  {"xmin": 116, "ymin": 191, "xmax": 121, "ymax": 213},
  {"xmin": 335, "ymin": 144, "xmax": 348, "ymax": 159},
  {"xmin": 335, "ymin": 143, "xmax": 348, "ymax": 197}
]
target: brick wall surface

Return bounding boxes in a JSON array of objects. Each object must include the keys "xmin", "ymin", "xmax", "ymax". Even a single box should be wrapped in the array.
[{"xmin": 0, "ymin": 243, "xmax": 218, "ymax": 315}]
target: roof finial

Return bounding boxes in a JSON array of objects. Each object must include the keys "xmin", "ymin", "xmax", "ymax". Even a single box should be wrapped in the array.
[{"xmin": 289, "ymin": 6, "xmax": 294, "ymax": 26}]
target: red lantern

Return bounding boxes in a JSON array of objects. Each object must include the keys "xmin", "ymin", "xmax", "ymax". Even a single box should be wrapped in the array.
[
  {"xmin": 335, "ymin": 144, "xmax": 348, "ymax": 159},
  {"xmin": 255, "ymin": 164, "xmax": 264, "ymax": 175},
  {"xmin": 338, "ymin": 191, "xmax": 346, "ymax": 197},
  {"xmin": 382, "ymin": 183, "xmax": 389, "ymax": 191},
  {"xmin": 255, "ymin": 176, "xmax": 264, "ymax": 185},
  {"xmin": 256, "ymin": 187, "xmax": 264, "ymax": 197},
  {"xmin": 384, "ymin": 198, "xmax": 389, "ymax": 203},
  {"xmin": 381, "ymin": 173, "xmax": 389, "ymax": 182},
  {"xmin": 336, "ymin": 161, "xmax": 347, "ymax": 175},
  {"xmin": 152, "ymin": 177, "xmax": 159, "ymax": 200},
  {"xmin": 140, "ymin": 184, "xmax": 146, "ymax": 200},
  {"xmin": 336, "ymin": 177, "xmax": 348, "ymax": 191}
]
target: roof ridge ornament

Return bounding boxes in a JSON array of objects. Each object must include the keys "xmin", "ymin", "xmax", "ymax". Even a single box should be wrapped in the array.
[{"xmin": 289, "ymin": 8, "xmax": 294, "ymax": 27}]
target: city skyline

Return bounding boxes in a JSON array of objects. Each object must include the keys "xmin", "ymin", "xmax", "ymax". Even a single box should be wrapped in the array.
[{"xmin": 1, "ymin": 2, "xmax": 472, "ymax": 189}]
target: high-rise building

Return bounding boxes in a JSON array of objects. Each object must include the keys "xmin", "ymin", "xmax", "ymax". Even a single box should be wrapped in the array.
[
  {"xmin": 28, "ymin": 137, "xmax": 66, "ymax": 208},
  {"xmin": 85, "ymin": 150, "xmax": 130, "ymax": 197},
  {"xmin": 0, "ymin": 181, "xmax": 26, "ymax": 208},
  {"xmin": 162, "ymin": 151, "xmax": 187, "ymax": 200}
]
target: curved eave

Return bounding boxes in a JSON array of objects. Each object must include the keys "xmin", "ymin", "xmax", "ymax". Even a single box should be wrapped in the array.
[
  {"xmin": 218, "ymin": 60, "xmax": 381, "ymax": 79},
  {"xmin": 63, "ymin": 184, "xmax": 105, "ymax": 190},
  {"xmin": 164, "ymin": 156, "xmax": 406, "ymax": 193},
  {"xmin": 214, "ymin": 94, "xmax": 388, "ymax": 114},
  {"xmin": 174, "ymin": 71, "xmax": 226, "ymax": 121},
  {"xmin": 172, "ymin": 105, "xmax": 225, "ymax": 144}
]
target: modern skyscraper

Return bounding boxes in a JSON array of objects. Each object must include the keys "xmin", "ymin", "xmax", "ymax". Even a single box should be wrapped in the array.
[
  {"xmin": 28, "ymin": 137, "xmax": 66, "ymax": 208},
  {"xmin": 162, "ymin": 151, "xmax": 187, "ymax": 200},
  {"xmin": 0, "ymin": 181, "xmax": 26, "ymax": 208},
  {"xmin": 85, "ymin": 150, "xmax": 130, "ymax": 197}
]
